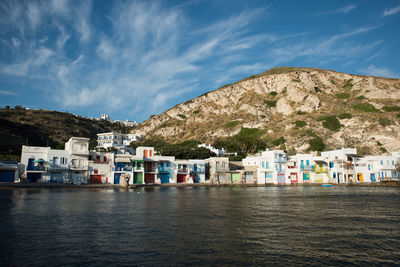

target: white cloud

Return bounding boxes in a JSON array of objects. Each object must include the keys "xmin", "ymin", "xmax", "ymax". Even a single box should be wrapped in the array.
[
  {"xmin": 27, "ymin": 2, "xmax": 41, "ymax": 28},
  {"xmin": 383, "ymin": 5, "xmax": 400, "ymax": 17},
  {"xmin": 319, "ymin": 4, "xmax": 357, "ymax": 15},
  {"xmin": 360, "ymin": 65, "xmax": 399, "ymax": 78},
  {"xmin": 0, "ymin": 90, "xmax": 17, "ymax": 96},
  {"xmin": 339, "ymin": 5, "xmax": 357, "ymax": 14}
]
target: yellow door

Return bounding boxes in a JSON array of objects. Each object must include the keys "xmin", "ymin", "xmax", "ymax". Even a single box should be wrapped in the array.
[{"xmin": 357, "ymin": 173, "xmax": 363, "ymax": 182}]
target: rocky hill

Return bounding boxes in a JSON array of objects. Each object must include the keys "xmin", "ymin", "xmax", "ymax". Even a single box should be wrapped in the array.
[
  {"xmin": 133, "ymin": 67, "xmax": 400, "ymax": 155},
  {"xmin": 0, "ymin": 108, "xmax": 133, "ymax": 160}
]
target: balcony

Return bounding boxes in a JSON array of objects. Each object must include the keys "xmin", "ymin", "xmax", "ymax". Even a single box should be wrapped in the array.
[
  {"xmin": 216, "ymin": 167, "xmax": 229, "ymax": 172},
  {"xmin": 70, "ymin": 164, "xmax": 88, "ymax": 170},
  {"xmin": 314, "ymin": 167, "xmax": 328, "ymax": 174},
  {"xmin": 275, "ymin": 157, "xmax": 287, "ymax": 163},
  {"xmin": 193, "ymin": 167, "xmax": 206, "ymax": 173},
  {"xmin": 177, "ymin": 168, "xmax": 188, "ymax": 174},
  {"xmin": 300, "ymin": 165, "xmax": 314, "ymax": 171},
  {"xmin": 27, "ymin": 165, "xmax": 46, "ymax": 172},
  {"xmin": 113, "ymin": 166, "xmax": 133, "ymax": 172},
  {"xmin": 47, "ymin": 164, "xmax": 69, "ymax": 171},
  {"xmin": 93, "ymin": 160, "xmax": 109, "ymax": 164},
  {"xmin": 158, "ymin": 166, "xmax": 172, "ymax": 173}
]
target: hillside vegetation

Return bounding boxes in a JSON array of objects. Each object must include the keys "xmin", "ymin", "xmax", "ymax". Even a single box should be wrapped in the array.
[
  {"xmin": 132, "ymin": 67, "xmax": 400, "ymax": 156},
  {"xmin": 0, "ymin": 107, "xmax": 133, "ymax": 160}
]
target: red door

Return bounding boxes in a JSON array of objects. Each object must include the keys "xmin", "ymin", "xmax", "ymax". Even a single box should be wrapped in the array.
[
  {"xmin": 290, "ymin": 172, "xmax": 298, "ymax": 183},
  {"xmin": 145, "ymin": 173, "xmax": 155, "ymax": 184},
  {"xmin": 90, "ymin": 175, "xmax": 102, "ymax": 184},
  {"xmin": 177, "ymin": 174, "xmax": 186, "ymax": 183}
]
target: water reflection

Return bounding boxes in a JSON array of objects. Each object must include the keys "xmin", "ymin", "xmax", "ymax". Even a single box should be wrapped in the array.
[{"xmin": 1, "ymin": 186, "xmax": 400, "ymax": 266}]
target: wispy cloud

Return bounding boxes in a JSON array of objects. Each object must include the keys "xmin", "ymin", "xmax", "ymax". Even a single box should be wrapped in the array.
[
  {"xmin": 360, "ymin": 65, "xmax": 399, "ymax": 78},
  {"xmin": 383, "ymin": 5, "xmax": 400, "ymax": 17},
  {"xmin": 319, "ymin": 4, "xmax": 357, "ymax": 15},
  {"xmin": 0, "ymin": 90, "xmax": 17, "ymax": 96}
]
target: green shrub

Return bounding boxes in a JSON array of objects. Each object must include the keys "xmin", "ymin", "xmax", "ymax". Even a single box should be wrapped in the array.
[
  {"xmin": 177, "ymin": 114, "xmax": 186, "ymax": 119},
  {"xmin": 380, "ymin": 147, "xmax": 388, "ymax": 153},
  {"xmin": 225, "ymin": 121, "xmax": 239, "ymax": 128},
  {"xmin": 379, "ymin": 118, "xmax": 393, "ymax": 127},
  {"xmin": 294, "ymin": 120, "xmax": 307, "ymax": 128},
  {"xmin": 343, "ymin": 79, "xmax": 353, "ymax": 89},
  {"xmin": 335, "ymin": 92, "xmax": 350, "ymax": 99},
  {"xmin": 272, "ymin": 137, "xmax": 286, "ymax": 146},
  {"xmin": 292, "ymin": 79, "xmax": 300, "ymax": 83},
  {"xmin": 377, "ymin": 141, "xmax": 382, "ymax": 146},
  {"xmin": 297, "ymin": 110, "xmax": 306, "ymax": 115},
  {"xmin": 269, "ymin": 92, "xmax": 278, "ymax": 97},
  {"xmin": 355, "ymin": 95, "xmax": 365, "ymax": 100},
  {"xmin": 338, "ymin": 113, "xmax": 352, "ymax": 119},
  {"xmin": 382, "ymin": 106, "xmax": 400, "ymax": 112},
  {"xmin": 264, "ymin": 100, "xmax": 277, "ymax": 108},
  {"xmin": 353, "ymin": 103, "xmax": 379, "ymax": 112},
  {"xmin": 193, "ymin": 110, "xmax": 200, "ymax": 114},
  {"xmin": 309, "ymin": 137, "xmax": 325, "ymax": 151},
  {"xmin": 330, "ymin": 80, "xmax": 336, "ymax": 85},
  {"xmin": 318, "ymin": 115, "xmax": 341, "ymax": 131}
]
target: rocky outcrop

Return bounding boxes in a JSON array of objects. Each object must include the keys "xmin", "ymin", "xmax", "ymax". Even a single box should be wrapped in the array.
[{"xmin": 132, "ymin": 67, "xmax": 400, "ymax": 155}]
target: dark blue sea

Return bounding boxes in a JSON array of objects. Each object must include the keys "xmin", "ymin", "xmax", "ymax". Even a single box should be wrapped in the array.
[{"xmin": 1, "ymin": 186, "xmax": 400, "ymax": 266}]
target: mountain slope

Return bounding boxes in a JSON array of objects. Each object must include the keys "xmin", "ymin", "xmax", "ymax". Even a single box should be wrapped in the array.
[
  {"xmin": 0, "ymin": 108, "xmax": 133, "ymax": 160},
  {"xmin": 133, "ymin": 67, "xmax": 400, "ymax": 155}
]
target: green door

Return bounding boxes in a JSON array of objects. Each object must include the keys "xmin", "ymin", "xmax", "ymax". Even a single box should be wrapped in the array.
[
  {"xmin": 134, "ymin": 172, "xmax": 143, "ymax": 184},
  {"xmin": 231, "ymin": 173, "xmax": 240, "ymax": 182}
]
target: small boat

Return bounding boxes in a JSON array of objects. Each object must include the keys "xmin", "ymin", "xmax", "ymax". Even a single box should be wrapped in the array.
[{"xmin": 321, "ymin": 184, "xmax": 333, "ymax": 187}]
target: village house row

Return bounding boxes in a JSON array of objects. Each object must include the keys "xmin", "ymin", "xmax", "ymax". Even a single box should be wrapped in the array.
[{"xmin": 2, "ymin": 131, "xmax": 399, "ymax": 184}]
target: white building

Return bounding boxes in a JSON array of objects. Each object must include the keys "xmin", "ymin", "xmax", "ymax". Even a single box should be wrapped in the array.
[
  {"xmin": 21, "ymin": 137, "xmax": 90, "ymax": 183},
  {"xmin": 242, "ymin": 150, "xmax": 288, "ymax": 184},
  {"xmin": 198, "ymin": 144, "xmax": 236, "ymax": 157},
  {"xmin": 97, "ymin": 132, "xmax": 141, "ymax": 149},
  {"xmin": 321, "ymin": 148, "xmax": 359, "ymax": 184},
  {"xmin": 364, "ymin": 155, "xmax": 398, "ymax": 182}
]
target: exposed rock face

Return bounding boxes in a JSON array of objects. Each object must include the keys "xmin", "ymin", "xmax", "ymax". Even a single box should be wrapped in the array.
[{"xmin": 133, "ymin": 67, "xmax": 400, "ymax": 155}]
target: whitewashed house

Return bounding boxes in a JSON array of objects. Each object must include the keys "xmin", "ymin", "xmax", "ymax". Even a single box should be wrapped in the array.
[
  {"xmin": 21, "ymin": 137, "xmax": 90, "ymax": 183},
  {"xmin": 321, "ymin": 148, "xmax": 359, "ymax": 184},
  {"xmin": 242, "ymin": 150, "xmax": 288, "ymax": 184}
]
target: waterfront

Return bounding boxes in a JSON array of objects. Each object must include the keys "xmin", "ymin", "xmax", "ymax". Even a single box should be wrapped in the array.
[{"xmin": 1, "ymin": 186, "xmax": 400, "ymax": 266}]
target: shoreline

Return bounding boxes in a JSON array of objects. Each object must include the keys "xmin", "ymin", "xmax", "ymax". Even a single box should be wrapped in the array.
[{"xmin": 1, "ymin": 181, "xmax": 400, "ymax": 189}]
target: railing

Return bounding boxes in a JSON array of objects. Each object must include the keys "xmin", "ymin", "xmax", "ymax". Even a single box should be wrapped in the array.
[
  {"xmin": 193, "ymin": 167, "xmax": 206, "ymax": 173},
  {"xmin": 314, "ymin": 167, "xmax": 328, "ymax": 174},
  {"xmin": 27, "ymin": 166, "xmax": 46, "ymax": 171},
  {"xmin": 177, "ymin": 168, "xmax": 188, "ymax": 173},
  {"xmin": 287, "ymin": 165, "xmax": 297, "ymax": 169},
  {"xmin": 158, "ymin": 167, "xmax": 172, "ymax": 172},
  {"xmin": 93, "ymin": 160, "xmax": 109, "ymax": 164},
  {"xmin": 47, "ymin": 164, "xmax": 69, "ymax": 170},
  {"xmin": 113, "ymin": 166, "xmax": 133, "ymax": 172},
  {"xmin": 70, "ymin": 164, "xmax": 88, "ymax": 169},
  {"xmin": 275, "ymin": 157, "xmax": 287, "ymax": 163},
  {"xmin": 300, "ymin": 165, "xmax": 314, "ymax": 171}
]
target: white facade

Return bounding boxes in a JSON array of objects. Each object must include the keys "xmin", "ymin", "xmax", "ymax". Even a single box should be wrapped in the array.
[
  {"xmin": 242, "ymin": 150, "xmax": 288, "ymax": 184},
  {"xmin": 21, "ymin": 137, "xmax": 90, "ymax": 183},
  {"xmin": 321, "ymin": 148, "xmax": 358, "ymax": 184},
  {"xmin": 364, "ymin": 156, "xmax": 398, "ymax": 182}
]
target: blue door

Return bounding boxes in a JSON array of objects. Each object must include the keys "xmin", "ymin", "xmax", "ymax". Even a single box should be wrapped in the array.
[
  {"xmin": 0, "ymin": 170, "xmax": 15, "ymax": 182},
  {"xmin": 114, "ymin": 173, "xmax": 121, "ymax": 184},
  {"xmin": 371, "ymin": 174, "xmax": 376, "ymax": 183},
  {"xmin": 160, "ymin": 173, "xmax": 170, "ymax": 183},
  {"xmin": 27, "ymin": 173, "xmax": 41, "ymax": 183}
]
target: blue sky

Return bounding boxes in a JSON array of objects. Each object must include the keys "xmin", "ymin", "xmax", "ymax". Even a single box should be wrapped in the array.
[{"xmin": 0, "ymin": 0, "xmax": 399, "ymax": 122}]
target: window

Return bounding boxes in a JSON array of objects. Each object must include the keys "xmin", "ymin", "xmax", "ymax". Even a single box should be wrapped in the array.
[
  {"xmin": 53, "ymin": 157, "xmax": 58, "ymax": 164},
  {"xmin": 368, "ymin": 164, "xmax": 371, "ymax": 171},
  {"xmin": 262, "ymin": 161, "xmax": 265, "ymax": 168},
  {"xmin": 330, "ymin": 162, "xmax": 334, "ymax": 168},
  {"xmin": 306, "ymin": 160, "xmax": 310, "ymax": 166},
  {"xmin": 393, "ymin": 161, "xmax": 395, "ymax": 166},
  {"xmin": 381, "ymin": 160, "xmax": 383, "ymax": 165},
  {"xmin": 301, "ymin": 160, "xmax": 304, "ymax": 166},
  {"xmin": 266, "ymin": 161, "xmax": 269, "ymax": 169}
]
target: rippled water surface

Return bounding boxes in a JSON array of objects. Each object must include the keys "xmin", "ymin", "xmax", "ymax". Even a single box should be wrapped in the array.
[{"xmin": 1, "ymin": 186, "xmax": 400, "ymax": 266}]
